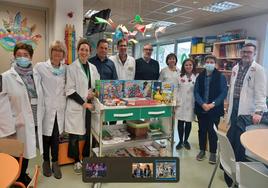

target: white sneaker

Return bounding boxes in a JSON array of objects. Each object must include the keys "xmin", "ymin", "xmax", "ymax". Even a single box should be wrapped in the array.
[{"xmin": 73, "ymin": 161, "xmax": 82, "ymax": 175}]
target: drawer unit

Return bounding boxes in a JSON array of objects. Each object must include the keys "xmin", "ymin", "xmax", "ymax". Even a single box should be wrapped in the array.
[
  {"xmin": 140, "ymin": 106, "xmax": 172, "ymax": 119},
  {"xmin": 104, "ymin": 108, "xmax": 140, "ymax": 121}
]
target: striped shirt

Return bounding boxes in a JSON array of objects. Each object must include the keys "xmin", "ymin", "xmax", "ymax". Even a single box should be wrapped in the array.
[{"xmin": 233, "ymin": 63, "xmax": 250, "ymax": 99}]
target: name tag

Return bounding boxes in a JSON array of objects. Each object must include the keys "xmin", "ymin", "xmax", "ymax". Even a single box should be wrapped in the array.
[{"xmin": 31, "ymin": 98, "xmax": 37, "ymax": 105}]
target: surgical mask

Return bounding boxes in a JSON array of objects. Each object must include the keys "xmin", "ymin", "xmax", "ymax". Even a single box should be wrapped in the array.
[
  {"xmin": 15, "ymin": 57, "xmax": 31, "ymax": 68},
  {"xmin": 204, "ymin": 63, "xmax": 215, "ymax": 72},
  {"xmin": 51, "ymin": 66, "xmax": 65, "ymax": 76}
]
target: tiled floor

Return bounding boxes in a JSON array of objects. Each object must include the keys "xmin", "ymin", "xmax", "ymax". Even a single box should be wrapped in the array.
[{"xmin": 29, "ymin": 122, "xmax": 227, "ymax": 188}]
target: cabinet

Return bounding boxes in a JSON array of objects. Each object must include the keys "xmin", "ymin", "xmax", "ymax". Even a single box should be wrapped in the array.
[
  {"xmin": 90, "ymin": 99, "xmax": 175, "ymax": 157},
  {"xmin": 212, "ymin": 39, "xmax": 257, "ymax": 85}
]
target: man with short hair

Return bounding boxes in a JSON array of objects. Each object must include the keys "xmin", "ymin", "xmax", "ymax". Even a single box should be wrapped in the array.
[
  {"xmin": 89, "ymin": 39, "xmax": 118, "ymax": 80},
  {"xmin": 224, "ymin": 43, "xmax": 267, "ymax": 186},
  {"xmin": 109, "ymin": 39, "xmax": 135, "ymax": 80},
  {"xmin": 135, "ymin": 43, "xmax": 159, "ymax": 80}
]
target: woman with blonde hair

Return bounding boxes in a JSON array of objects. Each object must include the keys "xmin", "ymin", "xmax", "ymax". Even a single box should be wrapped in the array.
[{"xmin": 34, "ymin": 40, "xmax": 67, "ymax": 179}]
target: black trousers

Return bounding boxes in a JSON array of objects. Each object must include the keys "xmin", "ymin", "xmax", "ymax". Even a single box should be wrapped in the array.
[
  {"xmin": 68, "ymin": 110, "xmax": 91, "ymax": 162},
  {"xmin": 177, "ymin": 120, "xmax": 192, "ymax": 143},
  {"xmin": 16, "ymin": 157, "xmax": 29, "ymax": 181},
  {"xmin": 197, "ymin": 114, "xmax": 220, "ymax": 153},
  {"xmin": 42, "ymin": 115, "xmax": 60, "ymax": 162}
]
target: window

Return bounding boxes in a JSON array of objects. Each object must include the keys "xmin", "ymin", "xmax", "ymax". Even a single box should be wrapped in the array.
[
  {"xmin": 158, "ymin": 43, "xmax": 175, "ymax": 70},
  {"xmin": 152, "ymin": 45, "xmax": 157, "ymax": 60},
  {"xmin": 176, "ymin": 41, "xmax": 191, "ymax": 69}
]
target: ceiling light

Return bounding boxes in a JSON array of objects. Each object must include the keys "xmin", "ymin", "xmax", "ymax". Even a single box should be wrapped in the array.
[
  {"xmin": 193, "ymin": 1, "xmax": 199, "ymax": 4},
  {"xmin": 199, "ymin": 1, "xmax": 241, "ymax": 13},
  {"xmin": 84, "ymin": 9, "xmax": 99, "ymax": 18},
  {"xmin": 145, "ymin": 34, "xmax": 151, "ymax": 37},
  {"xmin": 166, "ymin": 7, "xmax": 182, "ymax": 14},
  {"xmin": 154, "ymin": 21, "xmax": 176, "ymax": 27}
]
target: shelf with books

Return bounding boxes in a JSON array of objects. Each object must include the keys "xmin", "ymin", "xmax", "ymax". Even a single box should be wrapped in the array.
[{"xmin": 213, "ymin": 39, "xmax": 257, "ymax": 85}]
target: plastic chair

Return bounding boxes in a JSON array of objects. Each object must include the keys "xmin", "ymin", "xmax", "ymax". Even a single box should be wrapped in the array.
[
  {"xmin": 208, "ymin": 125, "xmax": 238, "ymax": 188},
  {"xmin": 27, "ymin": 165, "xmax": 40, "ymax": 188},
  {"xmin": 238, "ymin": 162, "xmax": 268, "ymax": 188},
  {"xmin": 0, "ymin": 138, "xmax": 25, "ymax": 188}
]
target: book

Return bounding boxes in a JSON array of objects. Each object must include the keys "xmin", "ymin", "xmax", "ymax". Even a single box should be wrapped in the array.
[
  {"xmin": 152, "ymin": 81, "xmax": 174, "ymax": 104},
  {"xmin": 124, "ymin": 80, "xmax": 152, "ymax": 98}
]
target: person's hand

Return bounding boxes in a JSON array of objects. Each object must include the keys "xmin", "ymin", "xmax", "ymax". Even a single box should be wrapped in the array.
[
  {"xmin": 207, "ymin": 103, "xmax": 215, "ymax": 110},
  {"xmin": 82, "ymin": 102, "xmax": 93, "ymax": 110},
  {"xmin": 252, "ymin": 113, "xmax": 262, "ymax": 124},
  {"xmin": 202, "ymin": 103, "xmax": 210, "ymax": 111},
  {"xmin": 87, "ymin": 89, "xmax": 94, "ymax": 100}
]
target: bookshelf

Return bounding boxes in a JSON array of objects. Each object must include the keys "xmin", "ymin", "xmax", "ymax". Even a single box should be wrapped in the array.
[{"xmin": 213, "ymin": 39, "xmax": 257, "ymax": 85}]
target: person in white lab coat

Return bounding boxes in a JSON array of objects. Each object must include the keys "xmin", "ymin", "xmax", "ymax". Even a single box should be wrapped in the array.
[
  {"xmin": 159, "ymin": 53, "xmax": 180, "ymax": 83},
  {"xmin": 65, "ymin": 38, "xmax": 100, "ymax": 174},
  {"xmin": 224, "ymin": 43, "xmax": 267, "ymax": 187},
  {"xmin": 109, "ymin": 38, "xmax": 136, "ymax": 80},
  {"xmin": 34, "ymin": 41, "xmax": 67, "ymax": 179},
  {"xmin": 175, "ymin": 58, "xmax": 197, "ymax": 150},
  {"xmin": 0, "ymin": 42, "xmax": 43, "ymax": 186}
]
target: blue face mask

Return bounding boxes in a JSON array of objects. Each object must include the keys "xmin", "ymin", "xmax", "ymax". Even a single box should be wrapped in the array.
[
  {"xmin": 204, "ymin": 63, "xmax": 215, "ymax": 72},
  {"xmin": 51, "ymin": 66, "xmax": 65, "ymax": 76},
  {"xmin": 15, "ymin": 57, "xmax": 31, "ymax": 68}
]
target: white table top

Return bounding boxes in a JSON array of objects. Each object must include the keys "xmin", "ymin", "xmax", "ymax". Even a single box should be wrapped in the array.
[{"xmin": 241, "ymin": 129, "xmax": 268, "ymax": 165}]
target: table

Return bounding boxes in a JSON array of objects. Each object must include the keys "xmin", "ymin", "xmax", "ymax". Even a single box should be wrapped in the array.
[
  {"xmin": 0, "ymin": 153, "xmax": 20, "ymax": 187},
  {"xmin": 241, "ymin": 129, "xmax": 268, "ymax": 165}
]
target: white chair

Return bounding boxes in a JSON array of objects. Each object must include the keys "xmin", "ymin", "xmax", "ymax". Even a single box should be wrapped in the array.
[
  {"xmin": 238, "ymin": 162, "xmax": 268, "ymax": 188},
  {"xmin": 208, "ymin": 125, "xmax": 238, "ymax": 188}
]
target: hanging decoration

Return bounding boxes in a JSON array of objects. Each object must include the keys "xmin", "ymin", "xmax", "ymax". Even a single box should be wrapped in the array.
[
  {"xmin": 0, "ymin": 11, "xmax": 42, "ymax": 51},
  {"xmin": 64, "ymin": 24, "xmax": 76, "ymax": 64}
]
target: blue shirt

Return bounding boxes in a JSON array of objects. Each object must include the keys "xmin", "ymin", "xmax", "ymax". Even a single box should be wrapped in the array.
[{"xmin": 89, "ymin": 55, "xmax": 118, "ymax": 80}]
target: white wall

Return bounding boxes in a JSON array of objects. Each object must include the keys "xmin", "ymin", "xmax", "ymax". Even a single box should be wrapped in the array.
[{"xmin": 54, "ymin": 0, "xmax": 83, "ymax": 42}]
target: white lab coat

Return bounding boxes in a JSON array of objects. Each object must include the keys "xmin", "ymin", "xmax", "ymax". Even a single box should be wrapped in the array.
[
  {"xmin": 227, "ymin": 61, "xmax": 267, "ymax": 123},
  {"xmin": 109, "ymin": 54, "xmax": 136, "ymax": 80},
  {"xmin": 34, "ymin": 60, "xmax": 66, "ymax": 136},
  {"xmin": 175, "ymin": 74, "xmax": 197, "ymax": 122},
  {"xmin": 0, "ymin": 93, "xmax": 15, "ymax": 137},
  {"xmin": 65, "ymin": 59, "xmax": 100, "ymax": 135},
  {"xmin": 0, "ymin": 67, "xmax": 43, "ymax": 159}
]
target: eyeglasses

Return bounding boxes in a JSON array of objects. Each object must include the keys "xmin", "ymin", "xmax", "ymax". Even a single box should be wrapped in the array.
[
  {"xmin": 144, "ymin": 48, "xmax": 153, "ymax": 51},
  {"xmin": 119, "ymin": 45, "xmax": 127, "ymax": 47},
  {"xmin": 241, "ymin": 50, "xmax": 254, "ymax": 54}
]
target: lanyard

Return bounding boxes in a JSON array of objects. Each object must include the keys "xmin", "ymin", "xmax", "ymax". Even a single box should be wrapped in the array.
[{"xmin": 79, "ymin": 59, "xmax": 90, "ymax": 80}]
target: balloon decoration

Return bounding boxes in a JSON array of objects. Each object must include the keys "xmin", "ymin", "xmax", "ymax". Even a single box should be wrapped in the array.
[
  {"xmin": 0, "ymin": 11, "xmax": 42, "ymax": 51},
  {"xmin": 64, "ymin": 24, "xmax": 76, "ymax": 64}
]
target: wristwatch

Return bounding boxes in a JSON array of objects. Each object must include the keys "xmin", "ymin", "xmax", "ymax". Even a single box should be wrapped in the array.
[{"xmin": 212, "ymin": 102, "xmax": 215, "ymax": 105}]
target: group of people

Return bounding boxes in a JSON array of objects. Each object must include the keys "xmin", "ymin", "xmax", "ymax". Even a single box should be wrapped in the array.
[
  {"xmin": 133, "ymin": 163, "xmax": 152, "ymax": 178},
  {"xmin": 0, "ymin": 36, "xmax": 267, "ymax": 188}
]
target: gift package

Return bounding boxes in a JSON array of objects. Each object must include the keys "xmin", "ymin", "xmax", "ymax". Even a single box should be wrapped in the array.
[{"xmin": 95, "ymin": 80, "xmax": 174, "ymax": 106}]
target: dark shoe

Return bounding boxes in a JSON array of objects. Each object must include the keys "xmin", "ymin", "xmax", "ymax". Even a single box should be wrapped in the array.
[
  {"xmin": 17, "ymin": 173, "xmax": 32, "ymax": 187},
  {"xmin": 209, "ymin": 153, "xmax": 217, "ymax": 164},
  {"xmin": 196, "ymin": 150, "xmax": 206, "ymax": 161},
  {"xmin": 42, "ymin": 161, "xmax": 52, "ymax": 177},
  {"xmin": 176, "ymin": 142, "xmax": 183, "ymax": 150},
  {"xmin": 184, "ymin": 141, "xmax": 191, "ymax": 150},
  {"xmin": 52, "ymin": 161, "xmax": 62, "ymax": 179}
]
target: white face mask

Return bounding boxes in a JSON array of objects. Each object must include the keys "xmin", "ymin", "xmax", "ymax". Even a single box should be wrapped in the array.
[{"xmin": 204, "ymin": 63, "xmax": 215, "ymax": 72}]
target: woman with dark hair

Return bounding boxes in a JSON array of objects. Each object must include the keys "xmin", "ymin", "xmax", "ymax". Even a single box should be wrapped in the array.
[
  {"xmin": 65, "ymin": 38, "xmax": 100, "ymax": 174},
  {"xmin": 175, "ymin": 58, "xmax": 197, "ymax": 150},
  {"xmin": 0, "ymin": 42, "xmax": 43, "ymax": 186},
  {"xmin": 143, "ymin": 164, "xmax": 152, "ymax": 178},
  {"xmin": 159, "ymin": 53, "xmax": 180, "ymax": 83}
]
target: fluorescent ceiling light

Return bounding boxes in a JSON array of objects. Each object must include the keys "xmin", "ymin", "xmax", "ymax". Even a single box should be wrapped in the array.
[
  {"xmin": 84, "ymin": 9, "xmax": 99, "ymax": 18},
  {"xmin": 154, "ymin": 21, "xmax": 176, "ymax": 27},
  {"xmin": 166, "ymin": 7, "xmax": 182, "ymax": 14},
  {"xmin": 199, "ymin": 1, "xmax": 241, "ymax": 13},
  {"xmin": 145, "ymin": 34, "xmax": 151, "ymax": 37}
]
